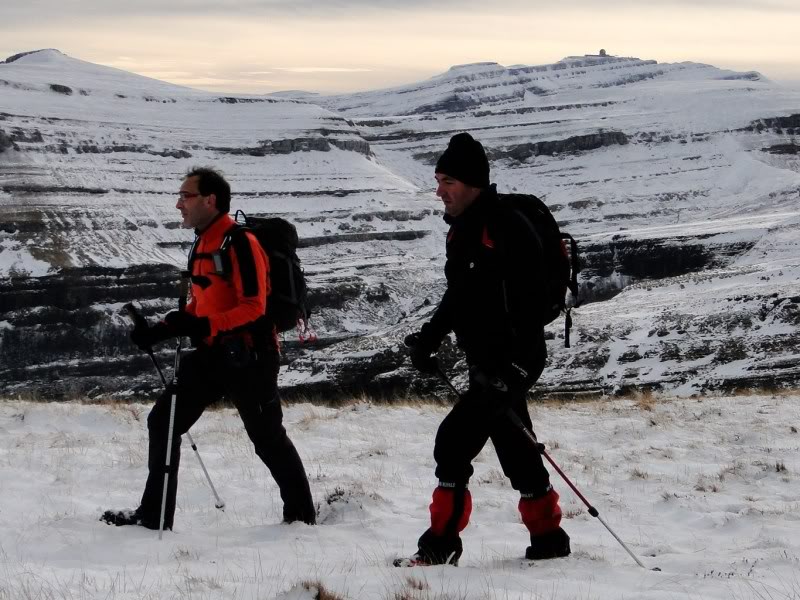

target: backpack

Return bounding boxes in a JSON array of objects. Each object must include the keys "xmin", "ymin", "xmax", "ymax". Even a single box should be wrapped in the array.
[
  {"xmin": 190, "ymin": 210, "xmax": 311, "ymax": 336},
  {"xmin": 495, "ymin": 194, "xmax": 581, "ymax": 347}
]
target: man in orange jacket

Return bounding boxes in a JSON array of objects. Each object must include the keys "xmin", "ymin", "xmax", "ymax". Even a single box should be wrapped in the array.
[{"xmin": 101, "ymin": 167, "xmax": 315, "ymax": 530}]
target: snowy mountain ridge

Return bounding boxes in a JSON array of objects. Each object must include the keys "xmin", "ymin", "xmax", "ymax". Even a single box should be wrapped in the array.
[
  {"xmin": 1, "ymin": 49, "xmax": 799, "ymax": 399},
  {"xmin": 306, "ymin": 53, "xmax": 764, "ymax": 118}
]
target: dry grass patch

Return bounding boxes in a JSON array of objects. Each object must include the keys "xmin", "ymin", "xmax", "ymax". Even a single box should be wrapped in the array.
[
  {"xmin": 726, "ymin": 385, "xmax": 800, "ymax": 398},
  {"xmin": 694, "ymin": 478, "xmax": 721, "ymax": 493},
  {"xmin": 632, "ymin": 388, "xmax": 657, "ymax": 412},
  {"xmin": 403, "ymin": 576, "xmax": 429, "ymax": 592},
  {"xmin": 534, "ymin": 390, "xmax": 608, "ymax": 404},
  {"xmin": 476, "ymin": 468, "xmax": 506, "ymax": 486},
  {"xmin": 296, "ymin": 406, "xmax": 337, "ymax": 430},
  {"xmin": 300, "ymin": 580, "xmax": 347, "ymax": 600}
]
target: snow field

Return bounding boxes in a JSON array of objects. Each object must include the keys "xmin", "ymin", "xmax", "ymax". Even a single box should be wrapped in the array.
[{"xmin": 1, "ymin": 393, "xmax": 799, "ymax": 599}]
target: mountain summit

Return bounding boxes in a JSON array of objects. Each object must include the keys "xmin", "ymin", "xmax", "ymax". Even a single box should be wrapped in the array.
[{"xmin": 3, "ymin": 48, "xmax": 66, "ymax": 64}]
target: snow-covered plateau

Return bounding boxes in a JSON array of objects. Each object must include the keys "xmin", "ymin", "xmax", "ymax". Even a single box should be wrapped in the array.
[
  {"xmin": 1, "ymin": 393, "xmax": 799, "ymax": 599},
  {"xmin": 0, "ymin": 49, "xmax": 799, "ymax": 398}
]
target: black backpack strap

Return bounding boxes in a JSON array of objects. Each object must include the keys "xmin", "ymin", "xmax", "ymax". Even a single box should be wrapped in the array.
[
  {"xmin": 561, "ymin": 233, "xmax": 581, "ymax": 307},
  {"xmin": 496, "ymin": 194, "xmax": 550, "ymax": 264},
  {"xmin": 564, "ymin": 308, "xmax": 573, "ymax": 348},
  {"xmin": 186, "ymin": 224, "xmax": 244, "ymax": 279},
  {"xmin": 217, "ymin": 223, "xmax": 245, "ymax": 255},
  {"xmin": 225, "ymin": 225, "xmax": 261, "ymax": 297},
  {"xmin": 560, "ymin": 233, "xmax": 581, "ymax": 348},
  {"xmin": 186, "ymin": 235, "xmax": 202, "ymax": 272},
  {"xmin": 510, "ymin": 208, "xmax": 544, "ymax": 256},
  {"xmin": 185, "ymin": 236, "xmax": 213, "ymax": 289}
]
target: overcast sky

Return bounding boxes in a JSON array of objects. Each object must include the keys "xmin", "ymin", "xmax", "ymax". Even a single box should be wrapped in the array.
[{"xmin": 2, "ymin": 1, "xmax": 798, "ymax": 94}]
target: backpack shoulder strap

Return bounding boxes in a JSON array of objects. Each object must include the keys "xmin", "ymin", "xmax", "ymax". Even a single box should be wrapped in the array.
[
  {"xmin": 492, "ymin": 195, "xmax": 545, "ymax": 257},
  {"xmin": 222, "ymin": 223, "xmax": 267, "ymax": 298},
  {"xmin": 187, "ymin": 223, "xmax": 246, "ymax": 277},
  {"xmin": 510, "ymin": 207, "xmax": 544, "ymax": 255},
  {"xmin": 561, "ymin": 232, "xmax": 581, "ymax": 307},
  {"xmin": 218, "ymin": 223, "xmax": 246, "ymax": 254},
  {"xmin": 219, "ymin": 209, "xmax": 251, "ymax": 257}
]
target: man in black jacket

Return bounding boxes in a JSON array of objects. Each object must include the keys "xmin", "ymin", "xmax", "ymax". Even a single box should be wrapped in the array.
[{"xmin": 397, "ymin": 133, "xmax": 570, "ymax": 567}]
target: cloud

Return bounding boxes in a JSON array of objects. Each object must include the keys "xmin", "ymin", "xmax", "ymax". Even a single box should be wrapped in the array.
[
  {"xmin": 2, "ymin": 0, "xmax": 797, "ymax": 94},
  {"xmin": 4, "ymin": 0, "xmax": 800, "ymax": 21},
  {"xmin": 274, "ymin": 67, "xmax": 373, "ymax": 73},
  {"xmin": 3, "ymin": 0, "xmax": 799, "ymax": 35},
  {"xmin": 2, "ymin": 0, "xmax": 446, "ymax": 23}
]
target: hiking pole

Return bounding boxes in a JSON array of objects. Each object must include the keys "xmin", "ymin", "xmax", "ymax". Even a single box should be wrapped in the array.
[
  {"xmin": 436, "ymin": 365, "xmax": 463, "ymax": 400},
  {"xmin": 157, "ymin": 310, "xmax": 182, "ymax": 540},
  {"xmin": 123, "ymin": 303, "xmax": 225, "ymax": 512},
  {"xmin": 504, "ymin": 409, "xmax": 657, "ymax": 570},
  {"xmin": 143, "ymin": 351, "xmax": 226, "ymax": 513},
  {"xmin": 434, "ymin": 366, "xmax": 659, "ymax": 571}
]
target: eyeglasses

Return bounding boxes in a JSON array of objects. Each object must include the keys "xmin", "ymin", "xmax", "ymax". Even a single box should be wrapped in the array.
[{"xmin": 177, "ymin": 191, "xmax": 202, "ymax": 200}]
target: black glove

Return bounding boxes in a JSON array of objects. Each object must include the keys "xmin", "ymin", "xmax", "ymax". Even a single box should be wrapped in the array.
[
  {"xmin": 164, "ymin": 311, "xmax": 211, "ymax": 339},
  {"xmin": 404, "ymin": 332, "xmax": 439, "ymax": 375},
  {"xmin": 130, "ymin": 321, "xmax": 172, "ymax": 351}
]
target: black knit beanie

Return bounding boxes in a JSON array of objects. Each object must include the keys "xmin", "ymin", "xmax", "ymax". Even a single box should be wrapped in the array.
[{"xmin": 435, "ymin": 132, "xmax": 490, "ymax": 189}]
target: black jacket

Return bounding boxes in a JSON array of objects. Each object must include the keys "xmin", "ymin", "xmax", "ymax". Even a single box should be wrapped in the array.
[{"xmin": 418, "ymin": 185, "xmax": 547, "ymax": 376}]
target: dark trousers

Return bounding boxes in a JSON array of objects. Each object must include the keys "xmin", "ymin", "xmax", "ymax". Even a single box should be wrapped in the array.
[
  {"xmin": 139, "ymin": 346, "xmax": 314, "ymax": 528},
  {"xmin": 433, "ymin": 375, "xmax": 551, "ymax": 496}
]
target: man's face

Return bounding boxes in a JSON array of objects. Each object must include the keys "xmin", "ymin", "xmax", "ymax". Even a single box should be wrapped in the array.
[
  {"xmin": 435, "ymin": 173, "xmax": 481, "ymax": 217},
  {"xmin": 176, "ymin": 176, "xmax": 218, "ymax": 230}
]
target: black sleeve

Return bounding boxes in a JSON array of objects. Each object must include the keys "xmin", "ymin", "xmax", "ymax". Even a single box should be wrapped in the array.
[{"xmin": 416, "ymin": 287, "xmax": 455, "ymax": 353}]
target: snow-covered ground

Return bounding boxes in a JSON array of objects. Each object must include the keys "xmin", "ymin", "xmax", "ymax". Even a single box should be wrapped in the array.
[{"xmin": 1, "ymin": 393, "xmax": 799, "ymax": 599}]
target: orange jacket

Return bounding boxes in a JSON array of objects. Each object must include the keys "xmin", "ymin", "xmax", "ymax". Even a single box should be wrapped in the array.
[{"xmin": 184, "ymin": 213, "xmax": 273, "ymax": 346}]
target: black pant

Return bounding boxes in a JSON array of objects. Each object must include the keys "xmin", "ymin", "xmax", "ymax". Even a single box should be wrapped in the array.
[
  {"xmin": 139, "ymin": 345, "xmax": 314, "ymax": 528},
  {"xmin": 433, "ymin": 373, "xmax": 551, "ymax": 496}
]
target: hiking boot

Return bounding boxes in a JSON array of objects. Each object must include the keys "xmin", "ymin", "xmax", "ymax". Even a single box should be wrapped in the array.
[
  {"xmin": 525, "ymin": 527, "xmax": 571, "ymax": 560},
  {"xmin": 282, "ymin": 514, "xmax": 316, "ymax": 525},
  {"xmin": 100, "ymin": 508, "xmax": 165, "ymax": 531},
  {"xmin": 282, "ymin": 508, "xmax": 316, "ymax": 525},
  {"xmin": 394, "ymin": 529, "xmax": 462, "ymax": 567},
  {"xmin": 393, "ymin": 550, "xmax": 459, "ymax": 567}
]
